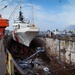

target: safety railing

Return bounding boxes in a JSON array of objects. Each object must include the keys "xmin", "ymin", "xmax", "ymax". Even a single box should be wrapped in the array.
[{"xmin": 6, "ymin": 49, "xmax": 25, "ymax": 75}]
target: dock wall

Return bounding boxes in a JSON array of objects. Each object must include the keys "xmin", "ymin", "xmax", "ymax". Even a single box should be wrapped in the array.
[{"xmin": 32, "ymin": 37, "xmax": 75, "ymax": 65}]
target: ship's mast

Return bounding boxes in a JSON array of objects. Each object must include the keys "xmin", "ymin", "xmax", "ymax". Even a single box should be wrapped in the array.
[
  {"xmin": 32, "ymin": 6, "xmax": 34, "ymax": 25},
  {"xmin": 8, "ymin": 0, "xmax": 23, "ymax": 20},
  {"xmin": 19, "ymin": 6, "xmax": 24, "ymax": 21}
]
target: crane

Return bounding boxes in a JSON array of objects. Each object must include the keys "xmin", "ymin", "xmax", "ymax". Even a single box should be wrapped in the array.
[
  {"xmin": 0, "ymin": 0, "xmax": 23, "ymax": 20},
  {"xmin": 0, "ymin": 1, "xmax": 14, "ymax": 12},
  {"xmin": 0, "ymin": 0, "xmax": 24, "ymax": 38},
  {"xmin": 8, "ymin": 0, "xmax": 24, "ymax": 20}
]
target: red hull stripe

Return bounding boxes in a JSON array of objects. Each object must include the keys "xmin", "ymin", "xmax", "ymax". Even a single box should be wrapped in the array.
[{"xmin": 14, "ymin": 31, "xmax": 19, "ymax": 42}]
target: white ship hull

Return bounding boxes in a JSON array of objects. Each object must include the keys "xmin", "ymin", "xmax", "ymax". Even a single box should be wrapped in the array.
[
  {"xmin": 12, "ymin": 7, "xmax": 39, "ymax": 46},
  {"xmin": 13, "ymin": 27, "xmax": 39, "ymax": 46}
]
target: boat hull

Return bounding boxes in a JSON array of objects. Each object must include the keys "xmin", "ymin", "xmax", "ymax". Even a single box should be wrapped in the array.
[{"xmin": 12, "ymin": 27, "xmax": 39, "ymax": 46}]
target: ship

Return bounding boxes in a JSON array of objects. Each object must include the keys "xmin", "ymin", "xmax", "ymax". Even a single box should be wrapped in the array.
[{"xmin": 12, "ymin": 7, "xmax": 39, "ymax": 46}]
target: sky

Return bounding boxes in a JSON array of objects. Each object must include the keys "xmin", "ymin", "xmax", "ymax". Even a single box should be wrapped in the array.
[{"xmin": 0, "ymin": 0, "xmax": 75, "ymax": 31}]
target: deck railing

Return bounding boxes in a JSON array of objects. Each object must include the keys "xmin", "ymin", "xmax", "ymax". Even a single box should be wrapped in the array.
[{"xmin": 6, "ymin": 49, "xmax": 25, "ymax": 75}]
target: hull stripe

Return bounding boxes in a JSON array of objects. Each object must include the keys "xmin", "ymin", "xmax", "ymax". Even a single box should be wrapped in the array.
[{"xmin": 14, "ymin": 31, "xmax": 19, "ymax": 42}]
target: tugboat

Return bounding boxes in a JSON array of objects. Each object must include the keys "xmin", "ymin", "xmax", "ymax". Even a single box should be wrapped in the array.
[{"xmin": 12, "ymin": 7, "xmax": 39, "ymax": 46}]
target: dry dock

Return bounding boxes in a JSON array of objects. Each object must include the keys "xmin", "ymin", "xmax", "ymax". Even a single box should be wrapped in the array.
[{"xmin": 0, "ymin": 35, "xmax": 75, "ymax": 75}]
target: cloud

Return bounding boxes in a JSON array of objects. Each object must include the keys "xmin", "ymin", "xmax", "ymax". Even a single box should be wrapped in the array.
[
  {"xmin": 60, "ymin": 0, "xmax": 75, "ymax": 25},
  {"xmin": 1, "ymin": 0, "xmax": 75, "ymax": 31},
  {"xmin": 33, "ymin": 0, "xmax": 75, "ymax": 30}
]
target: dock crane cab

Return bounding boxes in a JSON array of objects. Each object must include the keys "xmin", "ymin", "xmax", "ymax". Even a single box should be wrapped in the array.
[
  {"xmin": 0, "ymin": 14, "xmax": 9, "ymax": 38},
  {"xmin": 0, "ymin": 0, "xmax": 23, "ymax": 38}
]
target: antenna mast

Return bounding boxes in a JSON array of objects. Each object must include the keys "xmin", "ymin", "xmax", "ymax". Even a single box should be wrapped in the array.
[{"xmin": 32, "ymin": 6, "xmax": 34, "ymax": 25}]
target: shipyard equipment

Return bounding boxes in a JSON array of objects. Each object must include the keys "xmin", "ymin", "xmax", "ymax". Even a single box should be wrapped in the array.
[{"xmin": 0, "ymin": 15, "xmax": 9, "ymax": 38}]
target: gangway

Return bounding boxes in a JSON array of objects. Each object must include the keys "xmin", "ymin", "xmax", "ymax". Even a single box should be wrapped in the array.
[
  {"xmin": 6, "ymin": 47, "xmax": 44, "ymax": 75},
  {"xmin": 0, "ymin": 37, "xmax": 23, "ymax": 75}
]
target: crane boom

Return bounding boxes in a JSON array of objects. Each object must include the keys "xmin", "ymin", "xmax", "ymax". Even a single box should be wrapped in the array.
[
  {"xmin": 9, "ymin": 4, "xmax": 20, "ymax": 20},
  {"xmin": 8, "ymin": 0, "xmax": 23, "ymax": 20}
]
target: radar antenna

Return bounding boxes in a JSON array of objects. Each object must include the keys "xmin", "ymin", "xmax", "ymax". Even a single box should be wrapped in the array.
[{"xmin": 19, "ymin": 6, "xmax": 24, "ymax": 21}]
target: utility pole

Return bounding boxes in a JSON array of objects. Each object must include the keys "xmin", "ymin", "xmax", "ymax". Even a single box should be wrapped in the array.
[
  {"xmin": 59, "ymin": 39, "xmax": 61, "ymax": 61},
  {"xmin": 69, "ymin": 41, "xmax": 71, "ymax": 64}
]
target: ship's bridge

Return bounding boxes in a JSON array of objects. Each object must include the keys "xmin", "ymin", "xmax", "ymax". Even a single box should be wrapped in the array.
[
  {"xmin": 13, "ymin": 18, "xmax": 31, "ymax": 30},
  {"xmin": 13, "ymin": 7, "xmax": 31, "ymax": 30}
]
